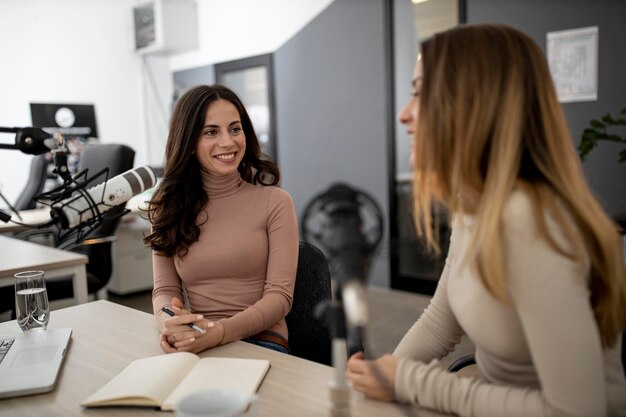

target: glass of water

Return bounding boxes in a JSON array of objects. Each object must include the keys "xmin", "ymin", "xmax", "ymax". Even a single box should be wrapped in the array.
[{"xmin": 14, "ymin": 270, "xmax": 49, "ymax": 331}]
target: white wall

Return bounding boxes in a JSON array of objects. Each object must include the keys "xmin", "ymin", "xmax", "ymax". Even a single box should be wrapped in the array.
[
  {"xmin": 0, "ymin": 0, "xmax": 333, "ymax": 207},
  {"xmin": 169, "ymin": 0, "xmax": 334, "ymax": 71},
  {"xmin": 0, "ymin": 0, "xmax": 144, "ymax": 205}
]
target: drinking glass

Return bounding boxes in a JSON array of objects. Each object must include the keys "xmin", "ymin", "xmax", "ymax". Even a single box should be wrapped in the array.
[{"xmin": 14, "ymin": 270, "xmax": 50, "ymax": 331}]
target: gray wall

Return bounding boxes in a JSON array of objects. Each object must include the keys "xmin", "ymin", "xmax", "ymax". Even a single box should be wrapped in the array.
[
  {"xmin": 274, "ymin": 0, "xmax": 390, "ymax": 287},
  {"xmin": 468, "ymin": 0, "xmax": 626, "ymax": 217},
  {"xmin": 394, "ymin": 0, "xmax": 419, "ymax": 178}
]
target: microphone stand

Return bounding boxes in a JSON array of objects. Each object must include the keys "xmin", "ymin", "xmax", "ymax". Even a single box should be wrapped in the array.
[
  {"xmin": 317, "ymin": 289, "xmax": 351, "ymax": 417},
  {"xmin": 0, "ymin": 126, "xmax": 55, "ymax": 155},
  {"xmin": 0, "ymin": 188, "xmax": 22, "ymax": 221},
  {"xmin": 317, "ymin": 252, "xmax": 370, "ymax": 417}
]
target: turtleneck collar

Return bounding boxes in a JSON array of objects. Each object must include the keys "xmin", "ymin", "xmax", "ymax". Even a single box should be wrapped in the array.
[{"xmin": 200, "ymin": 169, "xmax": 245, "ymax": 198}]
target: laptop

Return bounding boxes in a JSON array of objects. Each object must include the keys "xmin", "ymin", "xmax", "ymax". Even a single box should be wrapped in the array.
[{"xmin": 0, "ymin": 328, "xmax": 72, "ymax": 399}]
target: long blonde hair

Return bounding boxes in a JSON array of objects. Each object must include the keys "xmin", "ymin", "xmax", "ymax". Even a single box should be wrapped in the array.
[{"xmin": 413, "ymin": 24, "xmax": 626, "ymax": 347}]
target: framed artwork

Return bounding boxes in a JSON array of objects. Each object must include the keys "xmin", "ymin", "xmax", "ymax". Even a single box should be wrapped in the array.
[{"xmin": 547, "ymin": 26, "xmax": 599, "ymax": 103}]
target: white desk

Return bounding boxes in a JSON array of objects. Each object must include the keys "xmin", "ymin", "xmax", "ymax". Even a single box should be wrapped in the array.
[
  {"xmin": 0, "ymin": 206, "xmax": 154, "ymax": 297},
  {"xmin": 0, "ymin": 300, "xmax": 452, "ymax": 417},
  {"xmin": 0, "ymin": 235, "xmax": 89, "ymax": 304},
  {"xmin": 0, "ymin": 197, "xmax": 149, "ymax": 234},
  {"xmin": 0, "ymin": 207, "xmax": 51, "ymax": 234}
]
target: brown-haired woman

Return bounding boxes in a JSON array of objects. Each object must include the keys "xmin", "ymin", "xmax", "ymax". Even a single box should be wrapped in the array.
[
  {"xmin": 347, "ymin": 24, "xmax": 626, "ymax": 417},
  {"xmin": 144, "ymin": 84, "xmax": 298, "ymax": 354}
]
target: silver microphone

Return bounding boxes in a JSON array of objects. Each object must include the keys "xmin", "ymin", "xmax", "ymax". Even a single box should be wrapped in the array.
[{"xmin": 51, "ymin": 165, "xmax": 157, "ymax": 229}]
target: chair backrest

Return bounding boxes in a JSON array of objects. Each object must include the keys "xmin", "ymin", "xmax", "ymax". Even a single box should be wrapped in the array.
[
  {"xmin": 80, "ymin": 143, "xmax": 135, "ymax": 282},
  {"xmin": 78, "ymin": 143, "xmax": 135, "ymax": 184},
  {"xmin": 622, "ymin": 331, "xmax": 626, "ymax": 375},
  {"xmin": 14, "ymin": 154, "xmax": 49, "ymax": 211},
  {"xmin": 285, "ymin": 241, "xmax": 333, "ymax": 365}
]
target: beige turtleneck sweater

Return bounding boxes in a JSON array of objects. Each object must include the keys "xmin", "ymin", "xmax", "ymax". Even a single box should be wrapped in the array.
[
  {"xmin": 152, "ymin": 171, "xmax": 299, "ymax": 344},
  {"xmin": 393, "ymin": 190, "xmax": 626, "ymax": 417}
]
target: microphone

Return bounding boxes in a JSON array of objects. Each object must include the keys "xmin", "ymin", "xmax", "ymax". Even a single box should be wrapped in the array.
[
  {"xmin": 50, "ymin": 165, "xmax": 157, "ymax": 229},
  {"xmin": 302, "ymin": 183, "xmax": 384, "ymax": 356}
]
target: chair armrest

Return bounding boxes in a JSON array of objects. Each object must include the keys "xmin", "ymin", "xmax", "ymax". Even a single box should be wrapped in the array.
[
  {"xmin": 77, "ymin": 236, "xmax": 117, "ymax": 246},
  {"xmin": 446, "ymin": 354, "xmax": 476, "ymax": 372}
]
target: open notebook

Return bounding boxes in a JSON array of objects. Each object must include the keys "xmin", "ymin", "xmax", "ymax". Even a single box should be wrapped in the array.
[{"xmin": 81, "ymin": 352, "xmax": 270, "ymax": 411}]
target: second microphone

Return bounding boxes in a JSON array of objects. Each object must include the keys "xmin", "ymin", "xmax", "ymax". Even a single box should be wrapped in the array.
[{"xmin": 50, "ymin": 165, "xmax": 157, "ymax": 230}]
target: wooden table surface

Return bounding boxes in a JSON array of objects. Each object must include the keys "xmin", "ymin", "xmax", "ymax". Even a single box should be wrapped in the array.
[{"xmin": 0, "ymin": 300, "xmax": 452, "ymax": 417}]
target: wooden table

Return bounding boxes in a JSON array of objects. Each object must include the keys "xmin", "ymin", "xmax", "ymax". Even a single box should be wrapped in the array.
[
  {"xmin": 0, "ymin": 300, "xmax": 451, "ymax": 417},
  {"xmin": 0, "ymin": 235, "xmax": 88, "ymax": 304}
]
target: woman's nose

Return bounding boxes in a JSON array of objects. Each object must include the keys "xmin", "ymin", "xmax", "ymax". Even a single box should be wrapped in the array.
[
  {"xmin": 397, "ymin": 100, "xmax": 413, "ymax": 125},
  {"xmin": 216, "ymin": 133, "xmax": 234, "ymax": 146}
]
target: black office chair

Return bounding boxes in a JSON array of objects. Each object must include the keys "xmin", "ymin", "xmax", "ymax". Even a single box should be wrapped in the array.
[
  {"xmin": 46, "ymin": 143, "xmax": 135, "ymax": 302},
  {"xmin": 0, "ymin": 155, "xmax": 48, "ymax": 320},
  {"xmin": 14, "ymin": 154, "xmax": 49, "ymax": 211},
  {"xmin": 446, "ymin": 354, "xmax": 477, "ymax": 373},
  {"xmin": 285, "ymin": 241, "xmax": 333, "ymax": 365},
  {"xmin": 623, "ymin": 333, "xmax": 626, "ymax": 377},
  {"xmin": 0, "ymin": 144, "xmax": 134, "ymax": 319}
]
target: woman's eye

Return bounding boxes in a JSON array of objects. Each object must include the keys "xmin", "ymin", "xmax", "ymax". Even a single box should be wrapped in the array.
[
  {"xmin": 230, "ymin": 126, "xmax": 242, "ymax": 135},
  {"xmin": 204, "ymin": 129, "xmax": 218, "ymax": 136}
]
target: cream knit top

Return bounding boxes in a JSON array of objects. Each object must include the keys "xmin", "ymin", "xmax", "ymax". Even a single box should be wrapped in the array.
[{"xmin": 394, "ymin": 190, "xmax": 626, "ymax": 417}]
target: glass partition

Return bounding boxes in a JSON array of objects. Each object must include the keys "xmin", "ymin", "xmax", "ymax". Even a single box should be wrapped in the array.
[
  {"xmin": 215, "ymin": 54, "xmax": 277, "ymax": 164},
  {"xmin": 389, "ymin": 0, "xmax": 465, "ymax": 294}
]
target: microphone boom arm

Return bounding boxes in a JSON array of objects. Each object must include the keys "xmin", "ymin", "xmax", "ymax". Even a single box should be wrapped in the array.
[{"xmin": 0, "ymin": 126, "xmax": 56, "ymax": 155}]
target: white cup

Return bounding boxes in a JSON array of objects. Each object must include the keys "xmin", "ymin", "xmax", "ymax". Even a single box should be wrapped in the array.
[{"xmin": 176, "ymin": 388, "xmax": 259, "ymax": 417}]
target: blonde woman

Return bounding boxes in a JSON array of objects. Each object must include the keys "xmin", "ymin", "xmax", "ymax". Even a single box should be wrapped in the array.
[{"xmin": 347, "ymin": 24, "xmax": 626, "ymax": 417}]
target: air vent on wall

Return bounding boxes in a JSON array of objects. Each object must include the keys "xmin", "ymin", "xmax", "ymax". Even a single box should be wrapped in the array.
[{"xmin": 133, "ymin": 0, "xmax": 198, "ymax": 55}]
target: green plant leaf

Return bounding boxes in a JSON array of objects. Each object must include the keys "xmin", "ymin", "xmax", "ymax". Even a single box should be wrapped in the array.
[
  {"xmin": 581, "ymin": 108, "xmax": 626, "ymax": 163},
  {"xmin": 578, "ymin": 140, "xmax": 591, "ymax": 151},
  {"xmin": 582, "ymin": 128, "xmax": 599, "ymax": 139},
  {"xmin": 577, "ymin": 135, "xmax": 596, "ymax": 161},
  {"xmin": 602, "ymin": 113, "xmax": 616, "ymax": 124}
]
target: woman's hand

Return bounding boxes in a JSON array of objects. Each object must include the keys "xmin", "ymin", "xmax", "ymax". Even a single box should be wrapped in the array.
[
  {"xmin": 346, "ymin": 352, "xmax": 399, "ymax": 402},
  {"xmin": 160, "ymin": 297, "xmax": 224, "ymax": 353},
  {"xmin": 160, "ymin": 321, "xmax": 225, "ymax": 354}
]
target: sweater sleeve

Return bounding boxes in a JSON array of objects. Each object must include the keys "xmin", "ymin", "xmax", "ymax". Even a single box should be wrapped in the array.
[
  {"xmin": 394, "ymin": 197, "xmax": 607, "ymax": 417},
  {"xmin": 394, "ymin": 225, "xmax": 465, "ymax": 361},
  {"xmin": 219, "ymin": 187, "xmax": 299, "ymax": 343},
  {"xmin": 151, "ymin": 252, "xmax": 184, "ymax": 330}
]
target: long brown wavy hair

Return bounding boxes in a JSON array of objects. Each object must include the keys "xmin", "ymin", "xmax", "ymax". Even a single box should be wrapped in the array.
[
  {"xmin": 412, "ymin": 24, "xmax": 626, "ymax": 347},
  {"xmin": 144, "ymin": 84, "xmax": 280, "ymax": 259}
]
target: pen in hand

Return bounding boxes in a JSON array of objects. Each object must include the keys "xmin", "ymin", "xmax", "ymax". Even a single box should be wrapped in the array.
[{"xmin": 161, "ymin": 307, "xmax": 206, "ymax": 334}]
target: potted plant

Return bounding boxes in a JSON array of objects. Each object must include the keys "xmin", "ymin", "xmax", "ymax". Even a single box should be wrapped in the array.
[
  {"xmin": 578, "ymin": 108, "xmax": 626, "ymax": 163},
  {"xmin": 577, "ymin": 108, "xmax": 626, "ymax": 238}
]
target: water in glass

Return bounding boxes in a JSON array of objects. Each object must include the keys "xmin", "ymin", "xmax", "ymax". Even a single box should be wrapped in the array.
[{"xmin": 14, "ymin": 270, "xmax": 49, "ymax": 331}]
